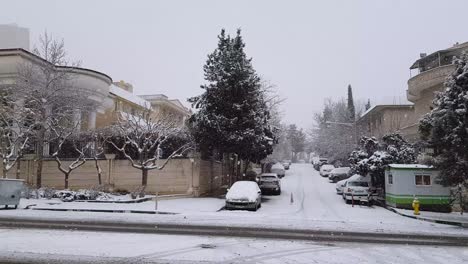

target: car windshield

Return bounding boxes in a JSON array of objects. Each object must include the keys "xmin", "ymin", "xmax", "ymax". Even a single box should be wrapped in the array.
[
  {"xmin": 4, "ymin": 2, "xmax": 462, "ymax": 262},
  {"xmin": 348, "ymin": 181, "xmax": 369, "ymax": 187}
]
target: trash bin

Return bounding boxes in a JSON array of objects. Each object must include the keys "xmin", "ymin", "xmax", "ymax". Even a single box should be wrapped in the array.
[{"xmin": 0, "ymin": 178, "xmax": 24, "ymax": 209}]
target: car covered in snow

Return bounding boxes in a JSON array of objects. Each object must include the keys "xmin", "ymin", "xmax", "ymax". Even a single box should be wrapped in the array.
[
  {"xmin": 225, "ymin": 181, "xmax": 262, "ymax": 211},
  {"xmin": 270, "ymin": 163, "xmax": 285, "ymax": 178},
  {"xmin": 342, "ymin": 174, "xmax": 371, "ymax": 204},
  {"xmin": 282, "ymin": 162, "xmax": 290, "ymax": 170},
  {"xmin": 328, "ymin": 167, "xmax": 351, "ymax": 183},
  {"xmin": 335, "ymin": 179, "xmax": 347, "ymax": 195},
  {"xmin": 319, "ymin": 164, "xmax": 335, "ymax": 177},
  {"xmin": 258, "ymin": 173, "xmax": 281, "ymax": 195}
]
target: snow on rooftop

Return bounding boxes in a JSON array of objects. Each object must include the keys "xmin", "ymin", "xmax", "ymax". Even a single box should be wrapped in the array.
[
  {"xmin": 109, "ymin": 84, "xmax": 151, "ymax": 109},
  {"xmin": 361, "ymin": 96, "xmax": 413, "ymax": 117}
]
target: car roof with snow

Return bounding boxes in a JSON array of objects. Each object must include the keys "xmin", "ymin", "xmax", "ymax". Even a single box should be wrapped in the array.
[
  {"xmin": 321, "ymin": 164, "xmax": 335, "ymax": 169},
  {"xmin": 347, "ymin": 174, "xmax": 370, "ymax": 182},
  {"xmin": 226, "ymin": 181, "xmax": 260, "ymax": 201},
  {"xmin": 331, "ymin": 167, "xmax": 350, "ymax": 173},
  {"xmin": 260, "ymin": 173, "xmax": 278, "ymax": 177},
  {"xmin": 271, "ymin": 163, "xmax": 284, "ymax": 169}
]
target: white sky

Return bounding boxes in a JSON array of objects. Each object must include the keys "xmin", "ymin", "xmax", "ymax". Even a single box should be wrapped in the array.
[{"xmin": 2, "ymin": 0, "xmax": 468, "ymax": 128}]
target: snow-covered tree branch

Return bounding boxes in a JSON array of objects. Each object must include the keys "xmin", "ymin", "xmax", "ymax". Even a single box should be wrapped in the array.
[{"xmin": 109, "ymin": 109, "xmax": 193, "ymax": 187}]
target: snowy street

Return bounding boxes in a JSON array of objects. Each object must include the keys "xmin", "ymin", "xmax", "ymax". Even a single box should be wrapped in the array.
[
  {"xmin": 1, "ymin": 227, "xmax": 468, "ymax": 264},
  {"xmin": 1, "ymin": 166, "xmax": 468, "ymax": 263},
  {"xmin": 1, "ymin": 164, "xmax": 468, "ymax": 237}
]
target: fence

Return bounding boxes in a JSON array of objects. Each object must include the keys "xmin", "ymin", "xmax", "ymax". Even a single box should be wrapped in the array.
[{"xmin": 2, "ymin": 156, "xmax": 228, "ymax": 196}]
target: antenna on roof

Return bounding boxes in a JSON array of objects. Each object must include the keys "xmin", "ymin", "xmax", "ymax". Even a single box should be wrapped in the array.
[{"xmin": 420, "ymin": 53, "xmax": 427, "ymax": 58}]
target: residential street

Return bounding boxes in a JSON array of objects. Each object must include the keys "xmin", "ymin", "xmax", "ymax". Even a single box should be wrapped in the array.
[
  {"xmin": 1, "ymin": 164, "xmax": 468, "ymax": 263},
  {"xmin": 1, "ymin": 227, "xmax": 468, "ymax": 264},
  {"xmin": 1, "ymin": 164, "xmax": 467, "ymax": 237}
]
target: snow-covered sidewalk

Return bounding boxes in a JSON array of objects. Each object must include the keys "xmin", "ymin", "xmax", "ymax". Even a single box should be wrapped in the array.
[{"xmin": 393, "ymin": 208, "xmax": 468, "ymax": 227}]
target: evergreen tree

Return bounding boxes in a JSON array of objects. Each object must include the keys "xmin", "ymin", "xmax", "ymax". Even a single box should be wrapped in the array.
[
  {"xmin": 365, "ymin": 99, "xmax": 371, "ymax": 111},
  {"xmin": 347, "ymin": 84, "xmax": 355, "ymax": 121},
  {"xmin": 419, "ymin": 53, "xmax": 468, "ymax": 186},
  {"xmin": 189, "ymin": 29, "xmax": 276, "ymax": 165}
]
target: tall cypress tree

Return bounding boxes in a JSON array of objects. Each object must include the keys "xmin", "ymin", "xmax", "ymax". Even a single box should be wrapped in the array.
[
  {"xmin": 189, "ymin": 29, "xmax": 275, "ymax": 164},
  {"xmin": 347, "ymin": 84, "xmax": 355, "ymax": 121}
]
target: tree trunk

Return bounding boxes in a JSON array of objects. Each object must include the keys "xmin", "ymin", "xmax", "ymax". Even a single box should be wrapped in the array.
[
  {"xmin": 142, "ymin": 169, "xmax": 148, "ymax": 186},
  {"xmin": 94, "ymin": 158, "xmax": 102, "ymax": 185},
  {"xmin": 16, "ymin": 160, "xmax": 21, "ymax": 179},
  {"xmin": 64, "ymin": 172, "xmax": 69, "ymax": 189},
  {"xmin": 36, "ymin": 128, "xmax": 45, "ymax": 188},
  {"xmin": 2, "ymin": 163, "xmax": 7, "ymax": 179}
]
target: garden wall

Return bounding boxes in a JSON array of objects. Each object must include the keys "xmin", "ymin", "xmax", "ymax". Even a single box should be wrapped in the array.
[{"xmin": 2, "ymin": 156, "xmax": 226, "ymax": 196}]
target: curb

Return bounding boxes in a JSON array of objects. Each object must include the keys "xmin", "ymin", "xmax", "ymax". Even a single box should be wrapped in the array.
[
  {"xmin": 29, "ymin": 207, "xmax": 177, "ymax": 215},
  {"xmin": 0, "ymin": 216, "xmax": 467, "ymax": 247},
  {"xmin": 385, "ymin": 206, "xmax": 468, "ymax": 228}
]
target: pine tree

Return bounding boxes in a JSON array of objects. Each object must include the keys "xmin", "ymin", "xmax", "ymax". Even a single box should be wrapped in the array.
[
  {"xmin": 189, "ymin": 29, "xmax": 276, "ymax": 165},
  {"xmin": 365, "ymin": 99, "xmax": 371, "ymax": 111},
  {"xmin": 419, "ymin": 53, "xmax": 468, "ymax": 186},
  {"xmin": 347, "ymin": 84, "xmax": 355, "ymax": 121}
]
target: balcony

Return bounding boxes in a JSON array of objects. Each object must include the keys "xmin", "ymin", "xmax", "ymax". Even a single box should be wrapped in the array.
[{"xmin": 407, "ymin": 64, "xmax": 455, "ymax": 102}]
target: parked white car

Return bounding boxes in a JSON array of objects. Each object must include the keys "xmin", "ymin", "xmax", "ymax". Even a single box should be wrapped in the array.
[
  {"xmin": 319, "ymin": 164, "xmax": 335, "ymax": 177},
  {"xmin": 342, "ymin": 174, "xmax": 371, "ymax": 204},
  {"xmin": 258, "ymin": 173, "xmax": 281, "ymax": 195},
  {"xmin": 271, "ymin": 163, "xmax": 285, "ymax": 178},
  {"xmin": 335, "ymin": 179, "xmax": 347, "ymax": 195},
  {"xmin": 225, "ymin": 181, "xmax": 262, "ymax": 211}
]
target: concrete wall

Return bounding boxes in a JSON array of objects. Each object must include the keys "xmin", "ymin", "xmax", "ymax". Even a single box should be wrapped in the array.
[{"xmin": 2, "ymin": 157, "xmax": 225, "ymax": 196}]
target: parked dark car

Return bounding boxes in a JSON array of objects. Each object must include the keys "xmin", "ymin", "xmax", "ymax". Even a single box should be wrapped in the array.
[{"xmin": 258, "ymin": 173, "xmax": 281, "ymax": 195}]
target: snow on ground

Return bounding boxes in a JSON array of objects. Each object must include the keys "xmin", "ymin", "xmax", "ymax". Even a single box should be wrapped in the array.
[
  {"xmin": 2, "ymin": 164, "xmax": 468, "ymax": 236},
  {"xmin": 395, "ymin": 208, "xmax": 468, "ymax": 224},
  {"xmin": 0, "ymin": 227, "xmax": 467, "ymax": 264}
]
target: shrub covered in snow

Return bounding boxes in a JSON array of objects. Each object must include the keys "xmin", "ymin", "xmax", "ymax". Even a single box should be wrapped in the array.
[{"xmin": 349, "ymin": 134, "xmax": 416, "ymax": 189}]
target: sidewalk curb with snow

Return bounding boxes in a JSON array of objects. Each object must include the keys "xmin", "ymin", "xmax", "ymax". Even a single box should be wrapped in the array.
[
  {"xmin": 30, "ymin": 207, "xmax": 177, "ymax": 215},
  {"xmin": 386, "ymin": 207, "xmax": 468, "ymax": 228}
]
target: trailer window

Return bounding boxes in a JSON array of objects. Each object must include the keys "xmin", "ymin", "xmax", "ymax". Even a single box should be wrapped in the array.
[
  {"xmin": 388, "ymin": 173, "xmax": 393, "ymax": 184},
  {"xmin": 415, "ymin": 175, "xmax": 431, "ymax": 186}
]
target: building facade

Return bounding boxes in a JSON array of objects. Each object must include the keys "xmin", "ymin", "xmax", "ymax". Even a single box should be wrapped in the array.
[
  {"xmin": 401, "ymin": 42, "xmax": 468, "ymax": 140},
  {"xmin": 356, "ymin": 104, "xmax": 414, "ymax": 140}
]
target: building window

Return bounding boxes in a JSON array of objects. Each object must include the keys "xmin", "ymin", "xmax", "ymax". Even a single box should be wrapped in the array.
[
  {"xmin": 388, "ymin": 173, "xmax": 393, "ymax": 184},
  {"xmin": 415, "ymin": 174, "xmax": 431, "ymax": 186}
]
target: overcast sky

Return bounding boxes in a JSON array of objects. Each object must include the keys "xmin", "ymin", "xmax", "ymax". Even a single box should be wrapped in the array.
[{"xmin": 3, "ymin": 0, "xmax": 468, "ymax": 128}]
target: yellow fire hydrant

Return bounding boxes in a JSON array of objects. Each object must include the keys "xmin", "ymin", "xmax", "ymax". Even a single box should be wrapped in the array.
[{"xmin": 412, "ymin": 197, "xmax": 420, "ymax": 215}]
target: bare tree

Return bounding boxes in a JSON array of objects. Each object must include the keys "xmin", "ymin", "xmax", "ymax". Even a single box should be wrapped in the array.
[
  {"xmin": 109, "ymin": 110, "xmax": 193, "ymax": 189},
  {"xmin": 14, "ymin": 31, "xmax": 95, "ymax": 187},
  {"xmin": 0, "ymin": 92, "xmax": 33, "ymax": 178},
  {"xmin": 49, "ymin": 117, "xmax": 90, "ymax": 189},
  {"xmin": 86, "ymin": 129, "xmax": 111, "ymax": 185}
]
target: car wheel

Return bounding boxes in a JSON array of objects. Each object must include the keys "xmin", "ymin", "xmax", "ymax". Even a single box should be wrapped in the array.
[{"xmin": 345, "ymin": 199, "xmax": 351, "ymax": 204}]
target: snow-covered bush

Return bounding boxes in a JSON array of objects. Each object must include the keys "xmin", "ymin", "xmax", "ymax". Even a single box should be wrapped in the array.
[{"xmin": 349, "ymin": 134, "xmax": 417, "ymax": 189}]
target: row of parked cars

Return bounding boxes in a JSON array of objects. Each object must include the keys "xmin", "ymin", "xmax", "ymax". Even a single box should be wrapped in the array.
[
  {"xmin": 225, "ymin": 162, "xmax": 288, "ymax": 211},
  {"xmin": 314, "ymin": 160, "xmax": 373, "ymax": 205}
]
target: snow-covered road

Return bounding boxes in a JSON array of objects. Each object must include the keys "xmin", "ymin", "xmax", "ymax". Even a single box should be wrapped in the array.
[
  {"xmin": 1, "ymin": 164, "xmax": 467, "ymax": 237},
  {"xmin": 1, "ymin": 228, "xmax": 467, "ymax": 264}
]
